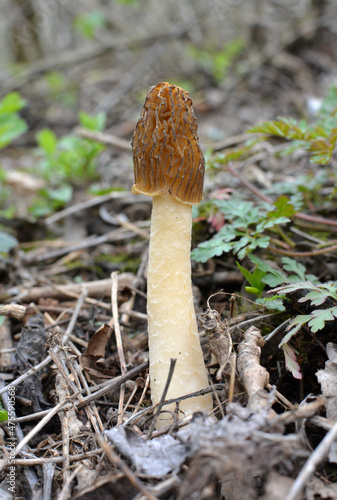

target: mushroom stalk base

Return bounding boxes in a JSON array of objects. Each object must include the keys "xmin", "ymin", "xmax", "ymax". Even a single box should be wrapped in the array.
[{"xmin": 147, "ymin": 194, "xmax": 213, "ymax": 428}]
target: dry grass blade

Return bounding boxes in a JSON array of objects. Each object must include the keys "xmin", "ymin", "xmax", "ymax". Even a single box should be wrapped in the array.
[{"xmin": 110, "ymin": 272, "xmax": 127, "ymax": 425}]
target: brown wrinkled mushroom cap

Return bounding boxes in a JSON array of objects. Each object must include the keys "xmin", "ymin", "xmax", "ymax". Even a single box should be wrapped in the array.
[{"xmin": 132, "ymin": 82, "xmax": 205, "ymax": 205}]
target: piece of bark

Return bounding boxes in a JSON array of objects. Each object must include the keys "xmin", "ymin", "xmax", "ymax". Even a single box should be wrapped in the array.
[{"xmin": 237, "ymin": 326, "xmax": 270, "ymax": 410}]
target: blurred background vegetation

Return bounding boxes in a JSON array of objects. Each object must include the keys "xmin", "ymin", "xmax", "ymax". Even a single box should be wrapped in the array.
[{"xmin": 0, "ymin": 0, "xmax": 336, "ymax": 224}]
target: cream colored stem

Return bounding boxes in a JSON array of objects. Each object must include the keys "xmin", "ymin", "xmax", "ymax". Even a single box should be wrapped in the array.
[{"xmin": 147, "ymin": 194, "xmax": 213, "ymax": 427}]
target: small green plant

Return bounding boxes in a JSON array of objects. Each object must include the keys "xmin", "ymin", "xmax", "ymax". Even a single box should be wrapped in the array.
[
  {"xmin": 188, "ymin": 38, "xmax": 245, "ymax": 85},
  {"xmin": 192, "ymin": 84, "xmax": 337, "ymax": 294},
  {"xmin": 0, "ymin": 92, "xmax": 27, "ymax": 149},
  {"xmin": 36, "ymin": 110, "xmax": 105, "ymax": 184},
  {"xmin": 248, "ymin": 86, "xmax": 337, "ymax": 165},
  {"xmin": 238, "ymin": 254, "xmax": 319, "ymax": 310},
  {"xmin": 273, "ymin": 281, "xmax": 337, "ymax": 344},
  {"xmin": 191, "ymin": 195, "xmax": 292, "ymax": 262},
  {"xmin": 191, "ymin": 85, "xmax": 337, "ymax": 381},
  {"xmin": 267, "ymin": 281, "xmax": 337, "ymax": 380},
  {"xmin": 29, "ymin": 111, "xmax": 106, "ymax": 217},
  {"xmin": 0, "ymin": 104, "xmax": 106, "ymax": 218},
  {"xmin": 236, "ymin": 260, "xmax": 267, "ymax": 298}
]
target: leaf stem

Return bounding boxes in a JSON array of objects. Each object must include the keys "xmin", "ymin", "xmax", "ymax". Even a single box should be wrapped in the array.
[{"xmin": 269, "ymin": 243, "xmax": 337, "ymax": 257}]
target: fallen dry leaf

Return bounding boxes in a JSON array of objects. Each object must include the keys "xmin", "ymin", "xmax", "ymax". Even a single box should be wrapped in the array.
[{"xmin": 80, "ymin": 323, "xmax": 116, "ymax": 379}]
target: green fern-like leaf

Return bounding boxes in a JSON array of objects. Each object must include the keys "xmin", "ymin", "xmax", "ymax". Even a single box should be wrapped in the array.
[
  {"xmin": 307, "ymin": 307, "xmax": 337, "ymax": 333},
  {"xmin": 273, "ymin": 281, "xmax": 337, "ymax": 345}
]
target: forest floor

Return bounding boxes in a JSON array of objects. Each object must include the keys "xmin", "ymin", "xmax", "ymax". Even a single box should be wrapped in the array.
[{"xmin": 0, "ymin": 1, "xmax": 337, "ymax": 499}]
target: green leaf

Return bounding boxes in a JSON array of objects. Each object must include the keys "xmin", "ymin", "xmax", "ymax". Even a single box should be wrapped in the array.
[
  {"xmin": 191, "ymin": 239, "xmax": 233, "ymax": 263},
  {"xmin": 0, "ymin": 409, "xmax": 8, "ymax": 421},
  {"xmin": 0, "ymin": 114, "xmax": 28, "ymax": 149},
  {"xmin": 244, "ymin": 235, "xmax": 270, "ymax": 252},
  {"xmin": 298, "ymin": 290, "xmax": 331, "ymax": 306},
  {"xmin": 248, "ymin": 254, "xmax": 277, "ymax": 273},
  {"xmin": 248, "ymin": 119, "xmax": 303, "ymax": 139},
  {"xmin": 248, "ymin": 255, "xmax": 286, "ymax": 289},
  {"xmin": 188, "ymin": 38, "xmax": 245, "ymax": 84},
  {"xmin": 45, "ymin": 185, "xmax": 73, "ymax": 203},
  {"xmin": 279, "ymin": 315, "xmax": 312, "ymax": 347},
  {"xmin": 79, "ymin": 111, "xmax": 106, "ymax": 131},
  {"xmin": 267, "ymin": 196, "xmax": 295, "ymax": 219},
  {"xmin": 307, "ymin": 307, "xmax": 337, "ymax": 333},
  {"xmin": 236, "ymin": 261, "xmax": 266, "ymax": 296},
  {"xmin": 281, "ymin": 257, "xmax": 319, "ymax": 283},
  {"xmin": 0, "ymin": 232, "xmax": 18, "ymax": 253},
  {"xmin": 211, "ymin": 140, "xmax": 257, "ymax": 164},
  {"xmin": 247, "ymin": 95, "xmax": 337, "ymax": 166},
  {"xmin": 254, "ymin": 216, "xmax": 289, "ymax": 233},
  {"xmin": 262, "ymin": 273, "xmax": 286, "ymax": 288},
  {"xmin": 272, "ymin": 281, "xmax": 317, "ymax": 295},
  {"xmin": 45, "ymin": 71, "xmax": 65, "ymax": 93},
  {"xmin": 256, "ymin": 296, "xmax": 286, "ymax": 311},
  {"xmin": 36, "ymin": 128, "xmax": 57, "ymax": 155},
  {"xmin": 282, "ymin": 257, "xmax": 306, "ymax": 277},
  {"xmin": 0, "ymin": 92, "xmax": 26, "ymax": 114}
]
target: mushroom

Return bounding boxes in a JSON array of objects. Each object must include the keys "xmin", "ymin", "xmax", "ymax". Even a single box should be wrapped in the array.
[{"xmin": 132, "ymin": 82, "xmax": 213, "ymax": 427}]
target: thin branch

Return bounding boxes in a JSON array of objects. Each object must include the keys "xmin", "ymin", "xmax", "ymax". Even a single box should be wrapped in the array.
[
  {"xmin": 74, "ymin": 127, "xmax": 132, "ymax": 152},
  {"xmin": 0, "ymin": 362, "xmax": 148, "ymax": 469},
  {"xmin": 58, "ymin": 464, "xmax": 83, "ymax": 500},
  {"xmin": 0, "ymin": 399, "xmax": 68, "ymax": 470},
  {"xmin": 147, "ymin": 359, "xmax": 177, "ymax": 439},
  {"xmin": 0, "ymin": 380, "xmax": 41, "ymax": 493},
  {"xmin": 269, "ymin": 244, "xmax": 337, "ymax": 257},
  {"xmin": 45, "ymin": 191, "xmax": 132, "ymax": 226},
  {"xmin": 76, "ymin": 361, "xmax": 148, "ymax": 408},
  {"xmin": 0, "ymin": 361, "xmax": 149, "ymax": 427},
  {"xmin": 284, "ymin": 420, "xmax": 337, "ymax": 500},
  {"xmin": 23, "ymin": 227, "xmax": 128, "ymax": 263},
  {"xmin": 14, "ymin": 448, "xmax": 104, "ymax": 466}
]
